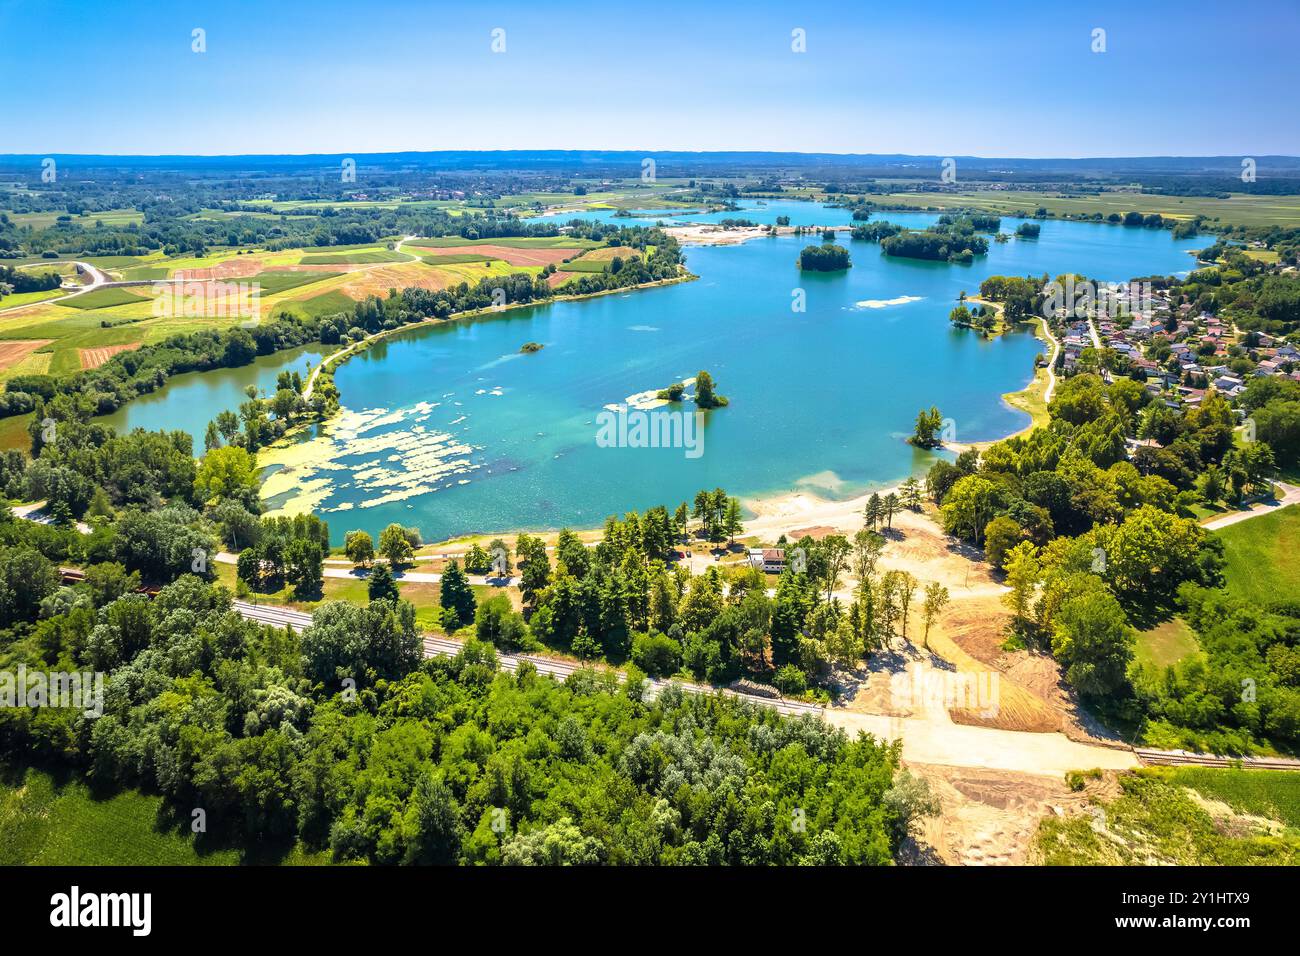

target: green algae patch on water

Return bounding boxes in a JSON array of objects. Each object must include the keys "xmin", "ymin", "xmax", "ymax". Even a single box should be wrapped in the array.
[{"xmin": 258, "ymin": 404, "xmax": 480, "ymax": 519}]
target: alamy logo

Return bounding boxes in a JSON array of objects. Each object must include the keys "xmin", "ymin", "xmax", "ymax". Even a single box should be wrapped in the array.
[
  {"xmin": 0, "ymin": 666, "xmax": 103, "ymax": 717},
  {"xmin": 595, "ymin": 408, "xmax": 704, "ymax": 459},
  {"xmin": 889, "ymin": 662, "xmax": 1000, "ymax": 718},
  {"xmin": 50, "ymin": 886, "xmax": 151, "ymax": 936},
  {"xmin": 1041, "ymin": 277, "xmax": 1153, "ymax": 320}
]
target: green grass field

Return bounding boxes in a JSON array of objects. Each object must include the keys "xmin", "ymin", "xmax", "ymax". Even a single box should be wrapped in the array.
[
  {"xmin": 1159, "ymin": 767, "xmax": 1300, "ymax": 828},
  {"xmin": 1214, "ymin": 505, "xmax": 1300, "ymax": 606},
  {"xmin": 0, "ymin": 762, "xmax": 331, "ymax": 865},
  {"xmin": 869, "ymin": 189, "xmax": 1300, "ymax": 228},
  {"xmin": 420, "ymin": 253, "xmax": 497, "ymax": 265},
  {"xmin": 56, "ymin": 287, "xmax": 150, "ymax": 310},
  {"xmin": 1035, "ymin": 770, "xmax": 1300, "ymax": 865},
  {"xmin": 4, "ymin": 208, "xmax": 144, "ymax": 230},
  {"xmin": 119, "ymin": 265, "xmax": 172, "ymax": 281},
  {"xmin": 0, "ymin": 413, "xmax": 33, "ymax": 452},
  {"xmin": 0, "ymin": 288, "xmax": 68, "ymax": 309},
  {"xmin": 298, "ymin": 249, "xmax": 407, "ymax": 265},
  {"xmin": 81, "ymin": 254, "xmax": 154, "ymax": 269},
  {"xmin": 1135, "ymin": 617, "xmax": 1201, "ymax": 669},
  {"xmin": 557, "ymin": 258, "xmax": 613, "ymax": 273},
  {"xmin": 249, "ymin": 270, "xmax": 343, "ymax": 295},
  {"xmin": 282, "ymin": 289, "xmax": 357, "ymax": 318},
  {"xmin": 214, "ymin": 561, "xmax": 444, "ymax": 628},
  {"xmin": 410, "ymin": 235, "xmax": 600, "ymax": 250}
]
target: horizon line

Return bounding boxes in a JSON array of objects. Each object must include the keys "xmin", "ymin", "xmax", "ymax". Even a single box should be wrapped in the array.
[{"xmin": 2, "ymin": 149, "xmax": 1298, "ymax": 163}]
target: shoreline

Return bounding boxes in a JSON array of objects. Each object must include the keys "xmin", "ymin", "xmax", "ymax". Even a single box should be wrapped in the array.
[
  {"xmin": 257, "ymin": 269, "xmax": 700, "ymax": 516},
  {"xmin": 259, "ymin": 253, "xmax": 1056, "ymax": 550}
]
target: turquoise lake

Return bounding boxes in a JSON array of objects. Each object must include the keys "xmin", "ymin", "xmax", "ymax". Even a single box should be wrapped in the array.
[{"xmin": 101, "ymin": 201, "xmax": 1212, "ymax": 544}]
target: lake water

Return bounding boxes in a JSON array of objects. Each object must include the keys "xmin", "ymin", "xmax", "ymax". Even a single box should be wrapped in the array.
[
  {"xmin": 545, "ymin": 197, "xmax": 867, "ymax": 228},
  {"xmin": 97, "ymin": 344, "xmax": 332, "ymax": 444},
  {"xmin": 100, "ymin": 201, "xmax": 1212, "ymax": 544}
]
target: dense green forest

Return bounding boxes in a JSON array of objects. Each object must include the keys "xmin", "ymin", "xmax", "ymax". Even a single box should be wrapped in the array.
[{"xmin": 0, "ymin": 530, "xmax": 928, "ymax": 864}]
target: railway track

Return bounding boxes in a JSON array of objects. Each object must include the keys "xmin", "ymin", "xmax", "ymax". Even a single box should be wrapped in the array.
[
  {"xmin": 1134, "ymin": 747, "xmax": 1300, "ymax": 771},
  {"xmin": 232, "ymin": 600, "xmax": 823, "ymax": 718}
]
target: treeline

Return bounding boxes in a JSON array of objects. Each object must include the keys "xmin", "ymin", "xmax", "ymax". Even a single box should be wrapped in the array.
[
  {"xmin": 1, "ymin": 313, "xmax": 330, "ymax": 420},
  {"xmin": 850, "ymin": 221, "xmax": 902, "ymax": 242},
  {"xmin": 1133, "ymin": 586, "xmax": 1300, "ymax": 754},
  {"xmin": 978, "ymin": 275, "xmax": 1046, "ymax": 322},
  {"xmin": 0, "ymin": 264, "xmax": 61, "ymax": 298},
  {"xmin": 410, "ymin": 483, "xmax": 952, "ymax": 706},
  {"xmin": 938, "ymin": 212, "xmax": 1000, "ymax": 232}
]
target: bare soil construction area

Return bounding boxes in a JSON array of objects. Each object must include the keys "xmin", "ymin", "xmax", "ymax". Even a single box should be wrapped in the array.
[
  {"xmin": 745, "ymin": 488, "xmax": 1110, "ymax": 740},
  {"xmin": 905, "ymin": 764, "xmax": 1121, "ymax": 865}
]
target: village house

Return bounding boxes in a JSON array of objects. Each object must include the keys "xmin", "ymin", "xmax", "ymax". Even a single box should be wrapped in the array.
[{"xmin": 748, "ymin": 548, "xmax": 786, "ymax": 574}]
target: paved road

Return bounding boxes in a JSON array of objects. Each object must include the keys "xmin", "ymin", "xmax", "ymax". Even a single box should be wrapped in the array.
[
  {"xmin": 0, "ymin": 259, "xmax": 110, "ymax": 315},
  {"xmin": 1039, "ymin": 317, "xmax": 1061, "ymax": 403},
  {"xmin": 229, "ymin": 599, "xmax": 1129, "ymax": 775},
  {"xmin": 1201, "ymin": 485, "xmax": 1300, "ymax": 530},
  {"xmin": 1086, "ymin": 316, "xmax": 1103, "ymax": 350}
]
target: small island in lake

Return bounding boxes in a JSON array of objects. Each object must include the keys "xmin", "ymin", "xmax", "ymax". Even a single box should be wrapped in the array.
[
  {"xmin": 882, "ymin": 221, "xmax": 989, "ymax": 263},
  {"xmin": 798, "ymin": 243, "xmax": 852, "ymax": 271},
  {"xmin": 657, "ymin": 369, "xmax": 729, "ymax": 408},
  {"xmin": 520, "ymin": 342, "xmax": 544, "ymax": 353}
]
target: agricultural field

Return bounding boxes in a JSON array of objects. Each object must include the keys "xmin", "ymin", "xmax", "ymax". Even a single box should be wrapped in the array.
[
  {"xmin": 82, "ymin": 253, "xmax": 167, "ymax": 271},
  {"xmin": 420, "ymin": 252, "xmax": 497, "ymax": 264},
  {"xmin": 247, "ymin": 270, "xmax": 344, "ymax": 295},
  {"xmin": 3, "ymin": 207, "xmax": 144, "ymax": 229},
  {"xmin": 274, "ymin": 288, "xmax": 358, "ymax": 318},
  {"xmin": 868, "ymin": 189, "xmax": 1300, "ymax": 228},
  {"xmin": 298, "ymin": 249, "xmax": 408, "ymax": 265},
  {"xmin": 0, "ymin": 338, "xmax": 53, "ymax": 376},
  {"xmin": 1214, "ymin": 504, "xmax": 1300, "ymax": 606},
  {"xmin": 0, "ymin": 288, "xmax": 68, "ymax": 309},
  {"xmin": 55, "ymin": 287, "xmax": 150, "ymax": 310},
  {"xmin": 409, "ymin": 235, "xmax": 600, "ymax": 250},
  {"xmin": 558, "ymin": 245, "xmax": 642, "ymax": 273},
  {"xmin": 0, "ymin": 264, "xmax": 355, "ymax": 381}
]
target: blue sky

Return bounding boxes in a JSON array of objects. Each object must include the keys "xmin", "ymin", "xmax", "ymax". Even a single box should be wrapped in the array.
[{"xmin": 1, "ymin": 0, "xmax": 1296, "ymax": 157}]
